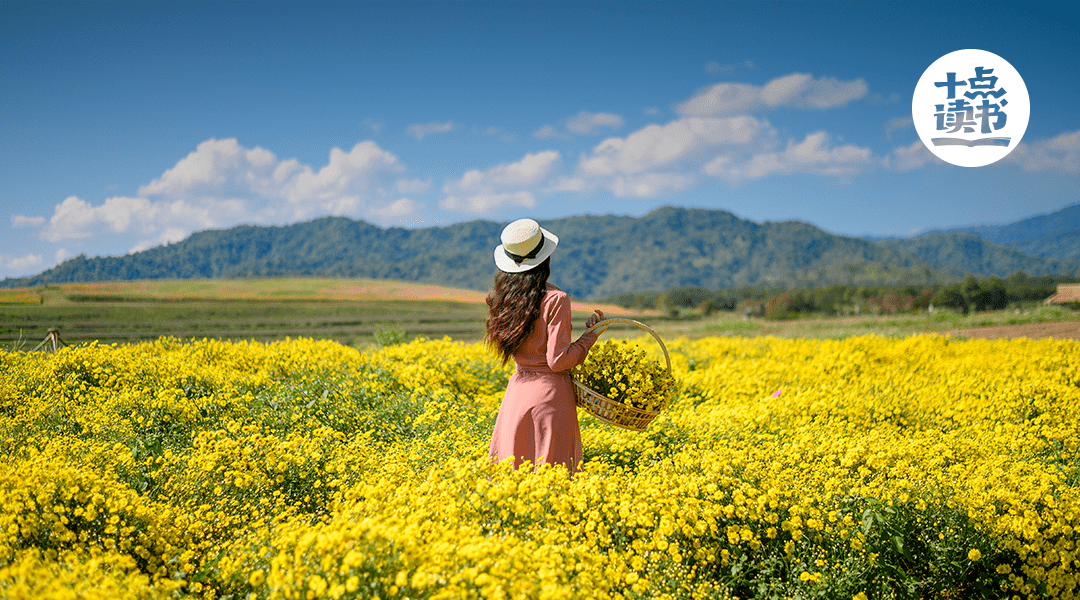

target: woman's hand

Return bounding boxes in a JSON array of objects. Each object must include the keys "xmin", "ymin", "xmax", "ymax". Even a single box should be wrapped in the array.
[{"xmin": 585, "ymin": 309, "xmax": 606, "ymax": 333}]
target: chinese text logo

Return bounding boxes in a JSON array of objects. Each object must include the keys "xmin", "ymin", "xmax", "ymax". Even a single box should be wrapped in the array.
[{"xmin": 912, "ymin": 49, "xmax": 1029, "ymax": 167}]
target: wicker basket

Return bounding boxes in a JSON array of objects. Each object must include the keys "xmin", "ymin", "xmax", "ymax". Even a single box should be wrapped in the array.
[{"xmin": 572, "ymin": 318, "xmax": 673, "ymax": 432}]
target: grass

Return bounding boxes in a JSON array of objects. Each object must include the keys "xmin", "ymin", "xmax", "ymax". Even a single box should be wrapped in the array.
[
  {"xmin": 1, "ymin": 278, "xmax": 633, "ymax": 348},
  {"xmin": 642, "ymin": 303, "xmax": 1080, "ymax": 340},
  {"xmin": 2, "ymin": 278, "xmax": 1078, "ymax": 349},
  {"xmin": 1, "ymin": 279, "xmax": 494, "ymax": 348},
  {"xmin": 2, "ymin": 296, "xmax": 490, "ymax": 348}
]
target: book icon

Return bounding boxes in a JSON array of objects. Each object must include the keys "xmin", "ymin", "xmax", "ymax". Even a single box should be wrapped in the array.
[{"xmin": 930, "ymin": 137, "xmax": 1011, "ymax": 147}]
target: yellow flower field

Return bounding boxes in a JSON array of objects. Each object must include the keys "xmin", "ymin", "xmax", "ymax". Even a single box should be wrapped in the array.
[{"xmin": 2, "ymin": 333, "xmax": 1079, "ymax": 599}]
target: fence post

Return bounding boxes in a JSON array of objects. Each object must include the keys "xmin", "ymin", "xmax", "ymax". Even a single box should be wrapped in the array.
[{"xmin": 31, "ymin": 328, "xmax": 65, "ymax": 353}]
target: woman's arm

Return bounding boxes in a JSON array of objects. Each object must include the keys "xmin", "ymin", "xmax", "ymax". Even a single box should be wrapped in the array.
[{"xmin": 544, "ymin": 292, "xmax": 601, "ymax": 373}]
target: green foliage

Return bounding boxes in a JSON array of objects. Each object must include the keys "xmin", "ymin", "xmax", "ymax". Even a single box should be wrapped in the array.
[
  {"xmin": 606, "ymin": 273, "xmax": 1077, "ymax": 319},
  {"xmin": 881, "ymin": 232, "xmax": 1077, "ymax": 280},
  {"xmin": 374, "ymin": 325, "xmax": 408, "ymax": 348},
  {"xmin": 949, "ymin": 202, "xmax": 1080, "ymax": 261},
  {"xmin": 4, "ymin": 206, "xmax": 1078, "ymax": 300},
  {"xmin": 1019, "ymin": 229, "xmax": 1080, "ymax": 262}
]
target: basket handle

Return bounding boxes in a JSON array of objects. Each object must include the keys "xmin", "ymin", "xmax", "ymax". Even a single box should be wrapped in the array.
[{"xmin": 583, "ymin": 317, "xmax": 671, "ymax": 374}]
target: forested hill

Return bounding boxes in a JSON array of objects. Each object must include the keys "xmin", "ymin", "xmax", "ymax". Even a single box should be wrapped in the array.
[
  {"xmin": 946, "ymin": 203, "xmax": 1080, "ymax": 254},
  {"xmin": 3, "ymin": 206, "xmax": 1078, "ymax": 299}
]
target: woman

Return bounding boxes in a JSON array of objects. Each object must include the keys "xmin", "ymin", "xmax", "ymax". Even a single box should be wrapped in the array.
[{"xmin": 486, "ymin": 218, "xmax": 604, "ymax": 475}]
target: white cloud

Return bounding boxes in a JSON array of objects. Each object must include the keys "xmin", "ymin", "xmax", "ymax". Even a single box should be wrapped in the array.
[
  {"xmin": 564, "ymin": 111, "xmax": 625, "ymax": 135},
  {"xmin": 479, "ymin": 126, "xmax": 516, "ymax": 143},
  {"xmin": 609, "ymin": 173, "xmax": 698, "ymax": 198},
  {"xmin": 534, "ymin": 111, "xmax": 624, "ymax": 139},
  {"xmin": 564, "ymin": 115, "xmax": 775, "ymax": 197},
  {"xmin": 578, "ymin": 116, "xmax": 771, "ymax": 177},
  {"xmin": 1004, "ymin": 129, "xmax": 1080, "ymax": 175},
  {"xmin": 761, "ymin": 73, "xmax": 868, "ymax": 109},
  {"xmin": 441, "ymin": 151, "xmax": 561, "ymax": 214},
  {"xmin": 35, "ymin": 138, "xmax": 418, "ymax": 248},
  {"xmin": 280, "ymin": 141, "xmax": 406, "ymax": 210},
  {"xmin": 885, "ymin": 116, "xmax": 913, "ymax": 140},
  {"xmin": 140, "ymin": 139, "xmax": 276, "ymax": 197},
  {"xmin": 12, "ymin": 215, "xmax": 45, "ymax": 228},
  {"xmin": 138, "ymin": 138, "xmax": 409, "ymax": 221},
  {"xmin": 369, "ymin": 198, "xmax": 421, "ymax": 218},
  {"xmin": 867, "ymin": 92, "xmax": 903, "ymax": 105},
  {"xmin": 395, "ymin": 178, "xmax": 431, "ymax": 196},
  {"xmin": 42, "ymin": 195, "xmax": 177, "ymax": 242},
  {"xmin": 3, "ymin": 253, "xmax": 43, "ymax": 271},
  {"xmin": 533, "ymin": 124, "xmax": 569, "ymax": 140},
  {"xmin": 451, "ymin": 151, "xmax": 561, "ymax": 190},
  {"xmin": 677, "ymin": 82, "xmax": 762, "ymax": 117},
  {"xmin": 55, "ymin": 248, "xmax": 70, "ymax": 264},
  {"xmin": 361, "ymin": 118, "xmax": 383, "ymax": 134},
  {"xmin": 441, "ymin": 191, "xmax": 536, "ymax": 213},
  {"xmin": 563, "ymin": 114, "xmax": 813, "ymax": 197},
  {"xmin": 549, "ymin": 176, "xmax": 589, "ymax": 193},
  {"xmin": 533, "ymin": 125, "xmax": 564, "ymax": 140},
  {"xmin": 678, "ymin": 73, "xmax": 868, "ymax": 116},
  {"xmin": 131, "ymin": 228, "xmax": 188, "ymax": 254},
  {"xmin": 887, "ymin": 140, "xmax": 939, "ymax": 172},
  {"xmin": 704, "ymin": 131, "xmax": 875, "ymax": 183},
  {"xmin": 406, "ymin": 121, "xmax": 457, "ymax": 141},
  {"xmin": 704, "ymin": 61, "xmax": 733, "ymax": 74}
]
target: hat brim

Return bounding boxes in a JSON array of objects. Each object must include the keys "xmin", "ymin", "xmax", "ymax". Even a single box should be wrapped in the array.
[{"xmin": 493, "ymin": 228, "xmax": 559, "ymax": 273}]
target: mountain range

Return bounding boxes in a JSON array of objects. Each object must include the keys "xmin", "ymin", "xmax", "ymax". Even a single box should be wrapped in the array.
[
  {"xmin": 942, "ymin": 203, "xmax": 1080, "ymax": 263},
  {"xmin": 3, "ymin": 204, "xmax": 1079, "ymax": 300}
]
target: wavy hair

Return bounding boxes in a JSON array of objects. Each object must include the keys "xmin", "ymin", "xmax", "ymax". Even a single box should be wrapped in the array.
[{"xmin": 485, "ymin": 258, "xmax": 550, "ymax": 364}]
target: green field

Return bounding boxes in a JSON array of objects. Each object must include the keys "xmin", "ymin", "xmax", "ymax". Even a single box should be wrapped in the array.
[
  {"xmin": 0, "ymin": 279, "xmax": 637, "ymax": 348},
  {"xmin": 0, "ymin": 279, "xmax": 494, "ymax": 348},
  {"xmin": 656, "ymin": 303, "xmax": 1080, "ymax": 339},
  {"xmin": 2, "ymin": 278, "xmax": 1078, "ymax": 350}
]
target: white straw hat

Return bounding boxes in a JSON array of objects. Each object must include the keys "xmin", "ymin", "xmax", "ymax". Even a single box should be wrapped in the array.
[{"xmin": 493, "ymin": 218, "xmax": 559, "ymax": 273}]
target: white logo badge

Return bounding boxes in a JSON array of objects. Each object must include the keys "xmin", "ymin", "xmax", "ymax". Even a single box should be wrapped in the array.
[{"xmin": 912, "ymin": 49, "xmax": 1029, "ymax": 167}]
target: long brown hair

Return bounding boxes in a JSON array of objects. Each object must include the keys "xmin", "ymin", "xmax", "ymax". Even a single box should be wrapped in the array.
[{"xmin": 485, "ymin": 258, "xmax": 550, "ymax": 364}]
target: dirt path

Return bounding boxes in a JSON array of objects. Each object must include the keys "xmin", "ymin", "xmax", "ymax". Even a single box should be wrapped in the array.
[{"xmin": 945, "ymin": 321, "xmax": 1080, "ymax": 340}]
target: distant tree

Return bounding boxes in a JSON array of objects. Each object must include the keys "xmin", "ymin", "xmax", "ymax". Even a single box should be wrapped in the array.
[
  {"xmin": 867, "ymin": 296, "xmax": 883, "ymax": 315},
  {"xmin": 882, "ymin": 293, "xmax": 901, "ymax": 314},
  {"xmin": 1007, "ymin": 270, "xmax": 1029, "ymax": 286},
  {"xmin": 764, "ymin": 293, "xmax": 796, "ymax": 320},
  {"xmin": 931, "ymin": 285, "xmax": 969, "ymax": 314},
  {"xmin": 972, "ymin": 277, "xmax": 1008, "ymax": 311},
  {"xmin": 962, "ymin": 276, "xmax": 981, "ymax": 299},
  {"xmin": 699, "ymin": 298, "xmax": 716, "ymax": 316},
  {"xmin": 655, "ymin": 294, "xmax": 679, "ymax": 318},
  {"xmin": 710, "ymin": 293, "xmax": 737, "ymax": 311}
]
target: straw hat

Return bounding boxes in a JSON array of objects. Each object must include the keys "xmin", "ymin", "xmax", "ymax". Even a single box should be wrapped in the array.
[{"xmin": 493, "ymin": 218, "xmax": 559, "ymax": 273}]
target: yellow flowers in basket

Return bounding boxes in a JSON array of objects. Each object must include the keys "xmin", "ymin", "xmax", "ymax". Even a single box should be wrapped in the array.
[{"xmin": 572, "ymin": 319, "xmax": 677, "ymax": 431}]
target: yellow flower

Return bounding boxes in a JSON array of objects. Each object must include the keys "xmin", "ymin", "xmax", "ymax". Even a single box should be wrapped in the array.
[
  {"xmin": 249, "ymin": 569, "xmax": 266, "ymax": 586},
  {"xmin": 3, "ymin": 332, "xmax": 1080, "ymax": 599}
]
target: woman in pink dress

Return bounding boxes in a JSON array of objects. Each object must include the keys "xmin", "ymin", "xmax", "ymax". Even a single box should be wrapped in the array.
[{"xmin": 486, "ymin": 218, "xmax": 604, "ymax": 475}]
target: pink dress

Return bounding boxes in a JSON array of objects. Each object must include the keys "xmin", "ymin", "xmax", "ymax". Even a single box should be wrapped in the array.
[{"xmin": 488, "ymin": 284, "xmax": 598, "ymax": 474}]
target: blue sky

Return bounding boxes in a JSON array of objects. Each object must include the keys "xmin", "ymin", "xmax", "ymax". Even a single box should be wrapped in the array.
[{"xmin": 2, "ymin": 0, "xmax": 1078, "ymax": 279}]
